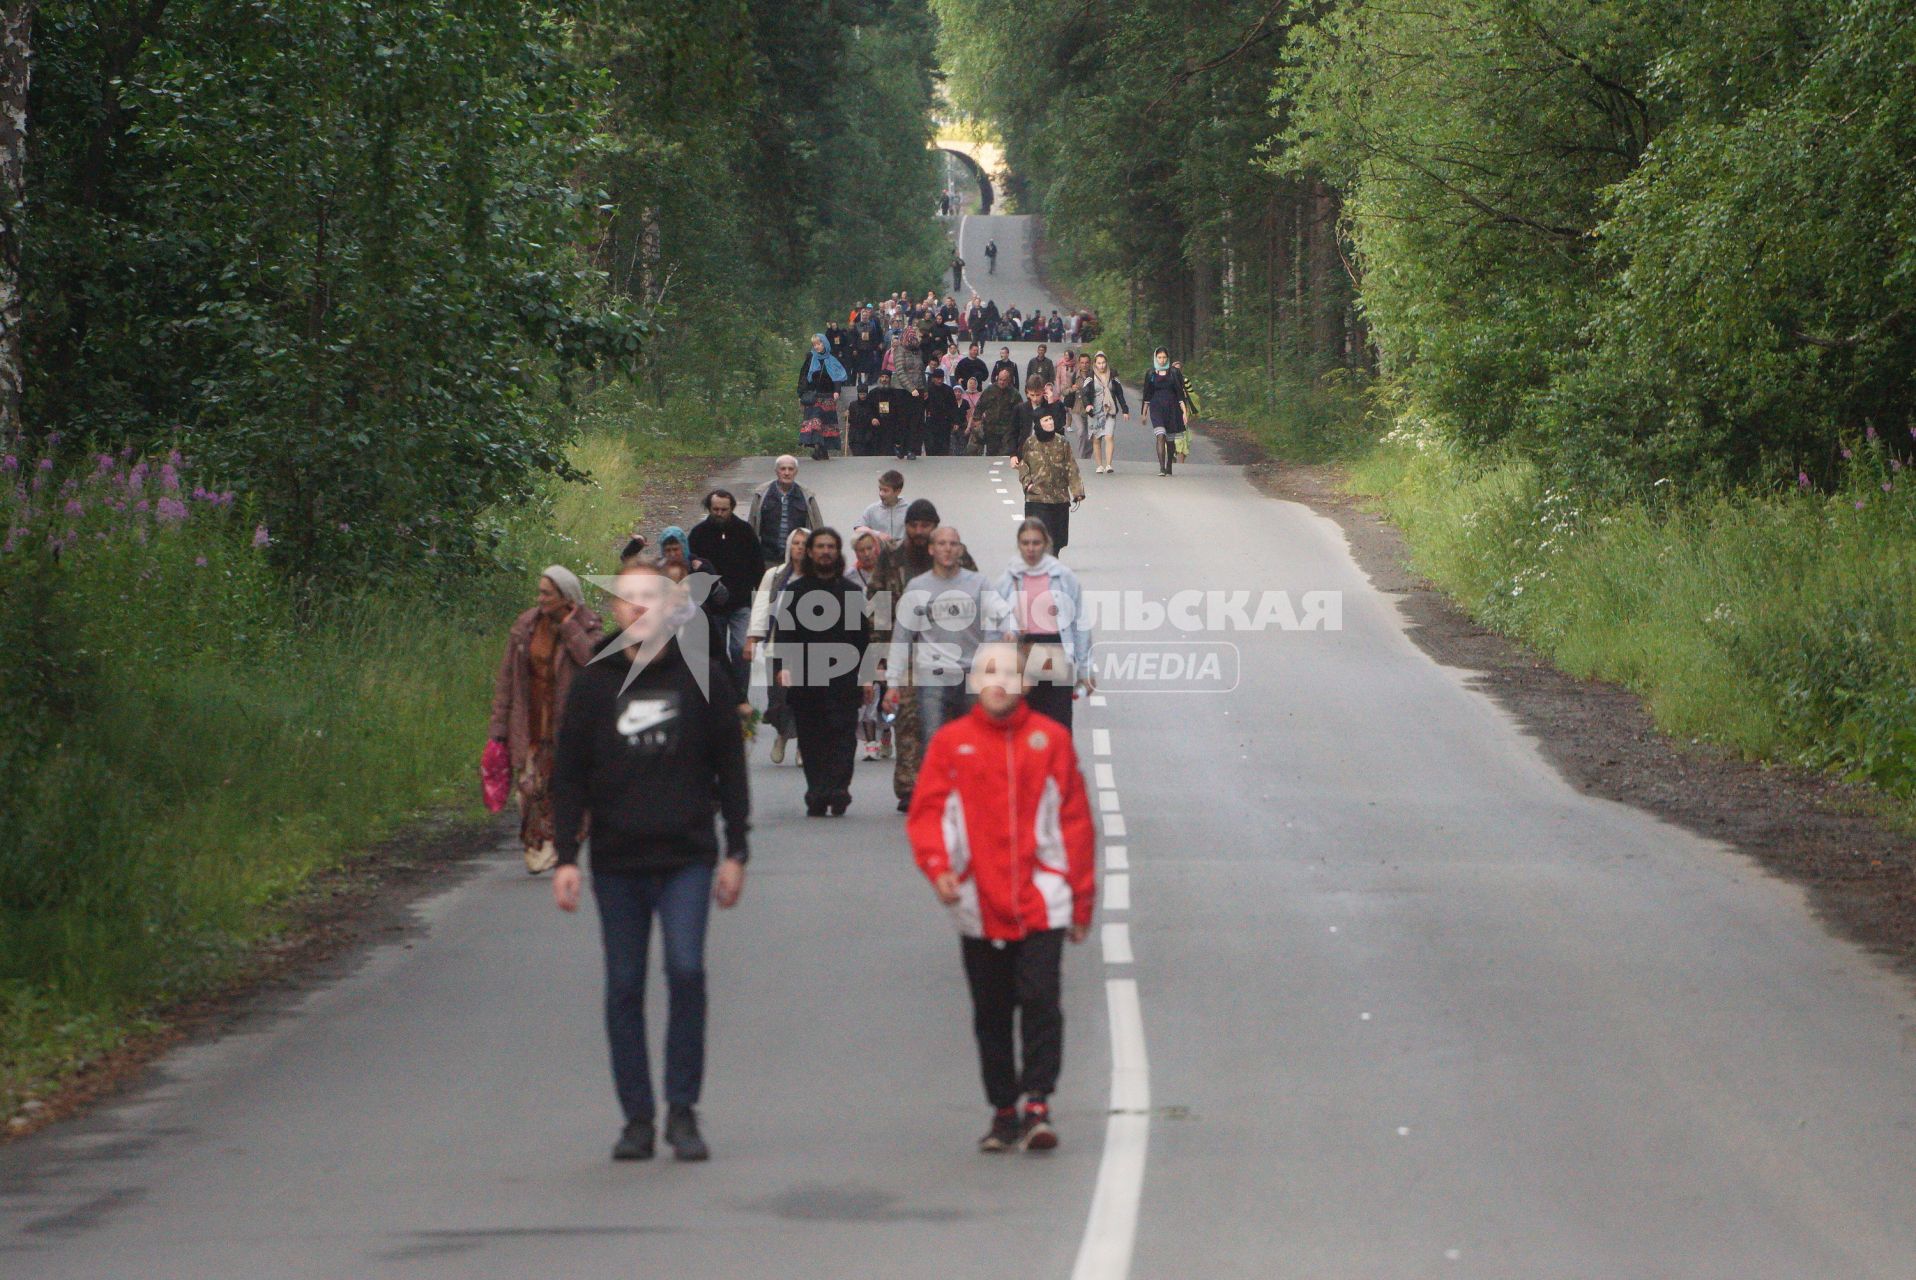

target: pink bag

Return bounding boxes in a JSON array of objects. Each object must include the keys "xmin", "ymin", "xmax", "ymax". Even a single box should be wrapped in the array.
[{"xmin": 481, "ymin": 739, "xmax": 512, "ymax": 813}]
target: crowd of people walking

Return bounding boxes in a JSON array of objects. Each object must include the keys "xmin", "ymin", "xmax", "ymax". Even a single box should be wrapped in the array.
[
  {"xmin": 486, "ymin": 272, "xmax": 1191, "ymax": 1173},
  {"xmin": 797, "ymin": 289, "xmax": 1195, "ymax": 477}
]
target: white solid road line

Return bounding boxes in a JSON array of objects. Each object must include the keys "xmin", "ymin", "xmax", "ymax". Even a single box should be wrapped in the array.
[{"xmin": 1072, "ymin": 978, "xmax": 1151, "ymax": 1280}]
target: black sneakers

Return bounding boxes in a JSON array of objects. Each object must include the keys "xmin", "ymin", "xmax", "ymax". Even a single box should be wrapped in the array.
[
  {"xmin": 612, "ymin": 1118, "xmax": 654, "ymax": 1161},
  {"xmin": 979, "ymin": 1107, "xmax": 1021, "ymax": 1153},
  {"xmin": 664, "ymin": 1105, "xmax": 710, "ymax": 1162},
  {"xmin": 1020, "ymin": 1101, "xmax": 1058, "ymax": 1152}
]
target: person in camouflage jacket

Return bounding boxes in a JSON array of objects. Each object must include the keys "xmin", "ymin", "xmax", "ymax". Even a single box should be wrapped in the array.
[
  {"xmin": 867, "ymin": 498, "xmax": 978, "ymax": 808},
  {"xmin": 972, "ymin": 367, "xmax": 1021, "ymax": 457},
  {"xmin": 1011, "ymin": 387, "xmax": 1086, "ymax": 553}
]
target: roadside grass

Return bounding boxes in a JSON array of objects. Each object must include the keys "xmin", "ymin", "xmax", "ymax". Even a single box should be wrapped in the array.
[
  {"xmin": 0, "ymin": 380, "xmax": 749, "ymax": 1124},
  {"xmin": 1347, "ymin": 430, "xmax": 1916, "ymax": 804}
]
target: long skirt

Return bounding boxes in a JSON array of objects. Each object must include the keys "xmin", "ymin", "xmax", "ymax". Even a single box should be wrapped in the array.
[
  {"xmin": 800, "ymin": 393, "xmax": 841, "ymax": 451},
  {"xmin": 1025, "ymin": 499, "xmax": 1071, "ymax": 553}
]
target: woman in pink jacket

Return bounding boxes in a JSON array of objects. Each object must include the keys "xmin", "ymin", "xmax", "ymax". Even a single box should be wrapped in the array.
[{"xmin": 490, "ymin": 565, "xmax": 603, "ymax": 874}]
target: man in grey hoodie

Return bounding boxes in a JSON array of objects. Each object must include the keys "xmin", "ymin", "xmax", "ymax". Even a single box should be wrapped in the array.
[{"xmin": 885, "ymin": 525, "xmax": 995, "ymax": 742}]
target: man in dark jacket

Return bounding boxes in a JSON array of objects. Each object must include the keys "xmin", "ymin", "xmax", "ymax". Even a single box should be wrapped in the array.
[
  {"xmin": 954, "ymin": 342, "xmax": 990, "ymax": 392},
  {"xmin": 768, "ymin": 528, "xmax": 869, "ymax": 816},
  {"xmin": 552, "ymin": 563, "xmax": 750, "ymax": 1164},
  {"xmin": 923, "ymin": 365, "xmax": 961, "ymax": 457},
  {"xmin": 981, "ymin": 299, "xmax": 1001, "ymax": 340},
  {"xmin": 747, "ymin": 457, "xmax": 825, "ymax": 563},
  {"xmin": 1025, "ymin": 343, "xmax": 1055, "ymax": 390},
  {"xmin": 990, "ymin": 346, "xmax": 1019, "ymax": 386},
  {"xmin": 687, "ymin": 489, "xmax": 765, "ymax": 695}
]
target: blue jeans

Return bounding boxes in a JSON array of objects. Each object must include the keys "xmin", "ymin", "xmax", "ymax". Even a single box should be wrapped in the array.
[
  {"xmin": 917, "ymin": 679, "xmax": 974, "ymax": 743},
  {"xmin": 592, "ymin": 863, "xmax": 714, "ymax": 1122}
]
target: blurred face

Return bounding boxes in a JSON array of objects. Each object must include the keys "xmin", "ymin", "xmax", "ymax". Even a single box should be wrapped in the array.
[
  {"xmin": 776, "ymin": 459, "xmax": 798, "ymax": 485},
  {"xmin": 995, "ymin": 369, "xmax": 1011, "ymax": 388},
  {"xmin": 609, "ymin": 569, "xmax": 672, "ymax": 644},
  {"xmin": 905, "ymin": 518, "xmax": 936, "ymax": 550},
  {"xmin": 661, "ymin": 541, "xmax": 685, "ymax": 566},
  {"xmin": 970, "ymin": 643, "xmax": 1026, "ymax": 718},
  {"xmin": 537, "ymin": 575, "xmax": 565, "ymax": 615},
  {"xmin": 879, "ymin": 481, "xmax": 900, "ymax": 504},
  {"xmin": 812, "ymin": 336, "xmax": 825, "ymax": 353},
  {"xmin": 931, "ymin": 526, "xmax": 962, "ymax": 570},
  {"xmin": 708, "ymin": 494, "xmax": 735, "ymax": 520},
  {"xmin": 969, "ymin": 344, "xmax": 980, "ymax": 355},
  {"xmin": 809, "ymin": 534, "xmax": 842, "ymax": 576},
  {"xmin": 854, "ymin": 535, "xmax": 879, "ymax": 571},
  {"xmin": 786, "ymin": 529, "xmax": 808, "ymax": 568},
  {"xmin": 1018, "ymin": 527, "xmax": 1048, "ymax": 565},
  {"xmin": 999, "ymin": 348, "xmax": 1010, "ymax": 360},
  {"xmin": 1094, "ymin": 354, "xmax": 1108, "ymax": 374},
  {"xmin": 1037, "ymin": 345, "xmax": 1047, "ymax": 356}
]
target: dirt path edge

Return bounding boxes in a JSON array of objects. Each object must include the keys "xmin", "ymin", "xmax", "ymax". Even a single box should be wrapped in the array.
[{"xmin": 1200, "ymin": 418, "xmax": 1916, "ymax": 983}]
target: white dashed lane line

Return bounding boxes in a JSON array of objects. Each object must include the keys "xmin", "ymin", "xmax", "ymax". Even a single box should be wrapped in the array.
[{"xmin": 1073, "ymin": 720, "xmax": 1149, "ymax": 1280}]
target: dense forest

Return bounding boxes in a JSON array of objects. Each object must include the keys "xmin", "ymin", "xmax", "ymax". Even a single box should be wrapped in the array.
[
  {"xmin": 940, "ymin": 0, "xmax": 1912, "ymax": 804},
  {"xmin": 0, "ymin": 0, "xmax": 944, "ymax": 1114},
  {"xmin": 937, "ymin": 0, "xmax": 1915, "ymax": 495},
  {"xmin": 2, "ymin": 0, "xmax": 942, "ymax": 575}
]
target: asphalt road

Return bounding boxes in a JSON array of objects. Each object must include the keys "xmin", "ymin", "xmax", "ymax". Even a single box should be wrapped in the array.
[{"xmin": 8, "ymin": 215, "xmax": 1916, "ymax": 1279}]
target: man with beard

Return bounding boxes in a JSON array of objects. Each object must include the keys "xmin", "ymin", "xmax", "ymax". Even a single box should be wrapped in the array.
[
  {"xmin": 868, "ymin": 499, "xmax": 977, "ymax": 812},
  {"xmin": 865, "ymin": 372, "xmax": 908, "ymax": 460},
  {"xmin": 768, "ymin": 529, "xmax": 870, "ymax": 817},
  {"xmin": 852, "ymin": 306, "xmax": 885, "ymax": 384},
  {"xmin": 973, "ymin": 366, "xmax": 1022, "ymax": 459}
]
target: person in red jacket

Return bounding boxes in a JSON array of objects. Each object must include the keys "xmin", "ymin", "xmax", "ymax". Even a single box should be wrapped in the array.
[{"xmin": 908, "ymin": 640, "xmax": 1096, "ymax": 1154}]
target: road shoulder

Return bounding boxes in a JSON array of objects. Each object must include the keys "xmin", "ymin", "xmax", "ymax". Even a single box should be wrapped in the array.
[{"xmin": 1199, "ymin": 418, "xmax": 1916, "ymax": 981}]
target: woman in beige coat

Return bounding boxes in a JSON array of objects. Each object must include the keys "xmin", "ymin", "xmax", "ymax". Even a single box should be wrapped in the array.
[{"xmin": 490, "ymin": 566, "xmax": 603, "ymax": 873}]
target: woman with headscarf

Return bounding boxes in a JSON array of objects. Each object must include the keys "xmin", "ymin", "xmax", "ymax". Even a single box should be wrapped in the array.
[
  {"xmin": 1142, "ymin": 348, "xmax": 1192, "ymax": 476},
  {"xmin": 956, "ymin": 377, "xmax": 984, "ymax": 455},
  {"xmin": 799, "ymin": 333, "xmax": 849, "ymax": 462},
  {"xmin": 490, "ymin": 566, "xmax": 604, "ymax": 874},
  {"xmin": 746, "ymin": 526, "xmax": 811, "ymax": 764},
  {"xmin": 1010, "ymin": 379, "xmax": 1087, "ymax": 553},
  {"xmin": 1083, "ymin": 351, "xmax": 1132, "ymax": 475}
]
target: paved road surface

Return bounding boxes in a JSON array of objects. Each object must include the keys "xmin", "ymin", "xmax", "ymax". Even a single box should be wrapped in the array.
[{"xmin": 8, "ymin": 215, "xmax": 1916, "ymax": 1278}]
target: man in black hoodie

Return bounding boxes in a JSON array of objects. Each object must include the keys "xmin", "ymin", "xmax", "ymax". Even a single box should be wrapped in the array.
[{"xmin": 552, "ymin": 563, "xmax": 750, "ymax": 1165}]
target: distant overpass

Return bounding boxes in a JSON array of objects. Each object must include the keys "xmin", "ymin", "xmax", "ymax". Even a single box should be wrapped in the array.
[{"xmin": 933, "ymin": 129, "xmax": 1009, "ymax": 213}]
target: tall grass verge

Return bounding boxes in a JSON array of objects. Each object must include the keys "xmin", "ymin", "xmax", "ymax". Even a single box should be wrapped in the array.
[
  {"xmin": 1348, "ymin": 426, "xmax": 1916, "ymax": 801},
  {"xmin": 0, "ymin": 382, "xmax": 746, "ymax": 1120}
]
